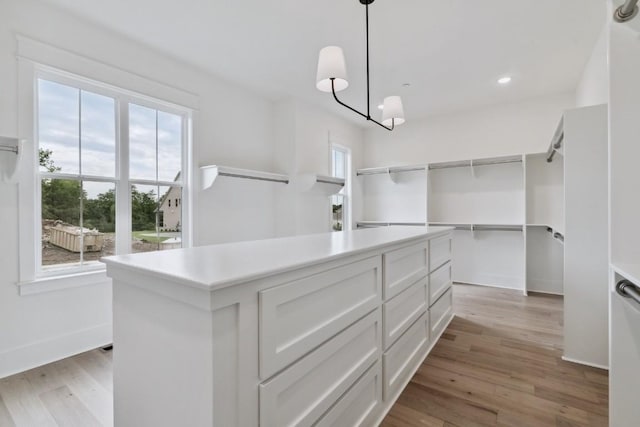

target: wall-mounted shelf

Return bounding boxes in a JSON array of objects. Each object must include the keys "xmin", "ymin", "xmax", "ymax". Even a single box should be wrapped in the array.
[
  {"xmin": 428, "ymin": 154, "xmax": 522, "ymax": 170},
  {"xmin": 200, "ymin": 165, "xmax": 289, "ymax": 190},
  {"xmin": 428, "ymin": 222, "xmax": 523, "ymax": 232},
  {"xmin": 356, "ymin": 165, "xmax": 426, "ymax": 177},
  {"xmin": 0, "ymin": 136, "xmax": 19, "ymax": 154},
  {"xmin": 356, "ymin": 221, "xmax": 426, "ymax": 228},
  {"xmin": 294, "ymin": 174, "xmax": 345, "ymax": 195}
]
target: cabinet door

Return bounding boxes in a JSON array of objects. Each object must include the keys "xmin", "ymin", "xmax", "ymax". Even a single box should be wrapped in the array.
[
  {"xmin": 429, "ymin": 234, "xmax": 452, "ymax": 272},
  {"xmin": 259, "ymin": 310, "xmax": 381, "ymax": 427},
  {"xmin": 314, "ymin": 361, "xmax": 382, "ymax": 427},
  {"xmin": 383, "ymin": 277, "xmax": 428, "ymax": 350},
  {"xmin": 383, "ymin": 241, "xmax": 428, "ymax": 300},
  {"xmin": 382, "ymin": 312, "xmax": 429, "ymax": 401},
  {"xmin": 259, "ymin": 256, "xmax": 381, "ymax": 379},
  {"xmin": 430, "ymin": 287, "xmax": 453, "ymax": 340},
  {"xmin": 429, "ymin": 261, "xmax": 452, "ymax": 305}
]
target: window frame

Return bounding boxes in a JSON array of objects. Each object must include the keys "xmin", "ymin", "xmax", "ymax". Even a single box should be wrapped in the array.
[
  {"xmin": 329, "ymin": 142, "xmax": 352, "ymax": 231},
  {"xmin": 17, "ymin": 62, "xmax": 193, "ymax": 294}
]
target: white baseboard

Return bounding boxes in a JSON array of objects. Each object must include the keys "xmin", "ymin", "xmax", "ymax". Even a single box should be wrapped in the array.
[
  {"xmin": 0, "ymin": 323, "xmax": 112, "ymax": 379},
  {"xmin": 561, "ymin": 355, "xmax": 609, "ymax": 370},
  {"xmin": 527, "ymin": 289, "xmax": 564, "ymax": 296},
  {"xmin": 454, "ymin": 281, "xmax": 524, "ymax": 291}
]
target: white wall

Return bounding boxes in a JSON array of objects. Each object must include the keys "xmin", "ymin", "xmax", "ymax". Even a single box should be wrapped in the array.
[
  {"xmin": 274, "ymin": 100, "xmax": 364, "ymax": 237},
  {"xmin": 0, "ymin": 0, "xmax": 276, "ymax": 378},
  {"xmin": 576, "ymin": 25, "xmax": 609, "ymax": 108},
  {"xmin": 363, "ymin": 92, "xmax": 574, "ymax": 167},
  {"xmin": 0, "ymin": 0, "xmax": 365, "ymax": 377}
]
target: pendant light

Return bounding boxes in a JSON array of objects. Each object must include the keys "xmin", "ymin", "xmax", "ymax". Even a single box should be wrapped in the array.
[{"xmin": 316, "ymin": 0, "xmax": 405, "ymax": 131}]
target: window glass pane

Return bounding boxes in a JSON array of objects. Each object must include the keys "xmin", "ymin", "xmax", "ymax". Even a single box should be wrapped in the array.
[
  {"xmin": 131, "ymin": 184, "xmax": 160, "ymax": 253},
  {"xmin": 157, "ymin": 111, "xmax": 182, "ymax": 182},
  {"xmin": 334, "ymin": 150, "xmax": 345, "ymax": 179},
  {"xmin": 38, "ymin": 80, "xmax": 79, "ymax": 174},
  {"xmin": 83, "ymin": 181, "xmax": 116, "ymax": 259},
  {"xmin": 81, "ymin": 91, "xmax": 116, "ymax": 177},
  {"xmin": 129, "ymin": 104, "xmax": 157, "ymax": 181},
  {"xmin": 41, "ymin": 178, "xmax": 81, "ymax": 267},
  {"xmin": 131, "ymin": 184, "xmax": 182, "ymax": 253},
  {"xmin": 332, "ymin": 195, "xmax": 344, "ymax": 231}
]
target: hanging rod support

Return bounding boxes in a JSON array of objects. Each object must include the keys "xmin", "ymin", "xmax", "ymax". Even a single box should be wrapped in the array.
[
  {"xmin": 0, "ymin": 145, "xmax": 19, "ymax": 155},
  {"xmin": 614, "ymin": 0, "xmax": 639, "ymax": 22}
]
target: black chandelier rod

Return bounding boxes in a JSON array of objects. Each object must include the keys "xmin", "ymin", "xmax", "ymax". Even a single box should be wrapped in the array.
[{"xmin": 330, "ymin": 1, "xmax": 394, "ymax": 131}]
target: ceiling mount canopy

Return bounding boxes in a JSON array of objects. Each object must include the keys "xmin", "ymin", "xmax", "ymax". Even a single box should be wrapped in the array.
[{"xmin": 316, "ymin": 0, "xmax": 405, "ymax": 131}]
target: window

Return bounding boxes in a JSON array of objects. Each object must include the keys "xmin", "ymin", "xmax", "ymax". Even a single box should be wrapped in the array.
[
  {"xmin": 35, "ymin": 72, "xmax": 190, "ymax": 274},
  {"xmin": 330, "ymin": 144, "xmax": 351, "ymax": 231}
]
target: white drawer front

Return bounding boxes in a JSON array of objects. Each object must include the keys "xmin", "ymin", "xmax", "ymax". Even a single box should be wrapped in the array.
[
  {"xmin": 315, "ymin": 361, "xmax": 382, "ymax": 427},
  {"xmin": 259, "ymin": 256, "xmax": 381, "ymax": 379},
  {"xmin": 259, "ymin": 310, "xmax": 381, "ymax": 427},
  {"xmin": 429, "ymin": 261, "xmax": 452, "ymax": 305},
  {"xmin": 383, "ymin": 241, "xmax": 428, "ymax": 300},
  {"xmin": 382, "ymin": 312, "xmax": 429, "ymax": 401},
  {"xmin": 383, "ymin": 277, "xmax": 428, "ymax": 350},
  {"xmin": 430, "ymin": 287, "xmax": 453, "ymax": 340},
  {"xmin": 429, "ymin": 234, "xmax": 452, "ymax": 272}
]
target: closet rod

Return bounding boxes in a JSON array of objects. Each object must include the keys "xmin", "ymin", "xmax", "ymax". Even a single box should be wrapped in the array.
[
  {"xmin": 616, "ymin": 279, "xmax": 640, "ymax": 307},
  {"xmin": 356, "ymin": 166, "xmax": 425, "ymax": 176},
  {"xmin": 614, "ymin": 0, "xmax": 638, "ymax": 22},
  {"xmin": 547, "ymin": 128, "xmax": 564, "ymax": 162},
  {"xmin": 217, "ymin": 172, "xmax": 289, "ymax": 184},
  {"xmin": 428, "ymin": 159, "xmax": 521, "ymax": 170},
  {"xmin": 0, "ymin": 145, "xmax": 19, "ymax": 154},
  {"xmin": 316, "ymin": 178, "xmax": 344, "ymax": 186}
]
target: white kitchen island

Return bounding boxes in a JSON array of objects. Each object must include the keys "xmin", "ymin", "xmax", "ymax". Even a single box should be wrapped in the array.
[{"xmin": 103, "ymin": 226, "xmax": 454, "ymax": 427}]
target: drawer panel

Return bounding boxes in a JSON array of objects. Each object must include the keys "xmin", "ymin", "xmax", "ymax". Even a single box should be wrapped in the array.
[
  {"xmin": 259, "ymin": 256, "xmax": 381, "ymax": 379},
  {"xmin": 430, "ymin": 287, "xmax": 453, "ymax": 340},
  {"xmin": 382, "ymin": 312, "xmax": 429, "ymax": 401},
  {"xmin": 383, "ymin": 277, "xmax": 428, "ymax": 350},
  {"xmin": 429, "ymin": 234, "xmax": 452, "ymax": 272},
  {"xmin": 429, "ymin": 261, "xmax": 452, "ymax": 305},
  {"xmin": 259, "ymin": 310, "xmax": 381, "ymax": 427},
  {"xmin": 383, "ymin": 241, "xmax": 428, "ymax": 300},
  {"xmin": 314, "ymin": 361, "xmax": 382, "ymax": 427}
]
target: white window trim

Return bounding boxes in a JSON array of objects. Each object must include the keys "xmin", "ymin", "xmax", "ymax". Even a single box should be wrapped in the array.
[
  {"xmin": 329, "ymin": 141, "xmax": 352, "ymax": 231},
  {"xmin": 16, "ymin": 37, "xmax": 195, "ymax": 295}
]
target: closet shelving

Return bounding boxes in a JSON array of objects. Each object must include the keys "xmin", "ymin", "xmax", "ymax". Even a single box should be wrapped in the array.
[
  {"xmin": 294, "ymin": 174, "xmax": 345, "ymax": 195},
  {"xmin": 356, "ymin": 149, "xmax": 568, "ymax": 294},
  {"xmin": 200, "ymin": 165, "xmax": 289, "ymax": 190}
]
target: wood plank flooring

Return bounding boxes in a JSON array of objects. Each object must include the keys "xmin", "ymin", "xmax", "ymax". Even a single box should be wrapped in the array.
[
  {"xmin": 0, "ymin": 284, "xmax": 608, "ymax": 426},
  {"xmin": 382, "ymin": 284, "xmax": 609, "ymax": 427}
]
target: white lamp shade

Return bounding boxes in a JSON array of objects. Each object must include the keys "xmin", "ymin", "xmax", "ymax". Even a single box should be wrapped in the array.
[
  {"xmin": 381, "ymin": 96, "xmax": 405, "ymax": 127},
  {"xmin": 316, "ymin": 46, "xmax": 349, "ymax": 93}
]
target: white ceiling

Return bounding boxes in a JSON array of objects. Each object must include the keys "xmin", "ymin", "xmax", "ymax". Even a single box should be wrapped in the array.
[{"xmin": 38, "ymin": 0, "xmax": 606, "ymax": 124}]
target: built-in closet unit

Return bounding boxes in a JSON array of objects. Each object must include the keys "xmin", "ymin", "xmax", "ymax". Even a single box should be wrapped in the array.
[
  {"xmin": 609, "ymin": 14, "xmax": 640, "ymax": 423},
  {"xmin": 356, "ymin": 106, "xmax": 608, "ymax": 326}
]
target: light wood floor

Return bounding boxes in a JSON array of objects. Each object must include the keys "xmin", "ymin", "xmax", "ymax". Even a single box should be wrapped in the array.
[
  {"xmin": 382, "ymin": 284, "xmax": 609, "ymax": 427},
  {"xmin": 0, "ymin": 284, "xmax": 608, "ymax": 426}
]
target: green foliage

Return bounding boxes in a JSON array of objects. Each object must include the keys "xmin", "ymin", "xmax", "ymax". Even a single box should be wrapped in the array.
[
  {"xmin": 131, "ymin": 187, "xmax": 158, "ymax": 231},
  {"xmin": 84, "ymin": 189, "xmax": 116, "ymax": 232},
  {"xmin": 39, "ymin": 149, "xmax": 159, "ymax": 232},
  {"xmin": 39, "ymin": 149, "xmax": 60, "ymax": 173},
  {"xmin": 41, "ymin": 178, "xmax": 84, "ymax": 225}
]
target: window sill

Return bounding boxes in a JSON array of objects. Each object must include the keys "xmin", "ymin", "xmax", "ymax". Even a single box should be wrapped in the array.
[{"xmin": 17, "ymin": 268, "xmax": 111, "ymax": 296}]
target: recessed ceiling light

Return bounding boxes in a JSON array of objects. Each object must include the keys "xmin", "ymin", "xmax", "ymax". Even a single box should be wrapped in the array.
[
  {"xmin": 497, "ymin": 76, "xmax": 512, "ymax": 85},
  {"xmin": 377, "ymin": 104, "xmax": 384, "ymax": 110},
  {"xmin": 402, "ymin": 83, "xmax": 411, "ymax": 87}
]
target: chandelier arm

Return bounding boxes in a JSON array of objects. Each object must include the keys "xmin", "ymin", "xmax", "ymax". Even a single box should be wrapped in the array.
[
  {"xmin": 331, "ymin": 79, "xmax": 394, "ymax": 131},
  {"xmin": 331, "ymin": 78, "xmax": 369, "ymax": 120}
]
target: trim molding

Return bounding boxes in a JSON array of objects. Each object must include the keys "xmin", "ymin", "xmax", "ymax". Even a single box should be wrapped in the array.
[
  {"xmin": 561, "ymin": 355, "xmax": 609, "ymax": 371},
  {"xmin": 0, "ymin": 323, "xmax": 112, "ymax": 379}
]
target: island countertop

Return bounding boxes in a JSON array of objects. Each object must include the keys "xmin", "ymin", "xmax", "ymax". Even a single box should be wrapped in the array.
[{"xmin": 102, "ymin": 226, "xmax": 452, "ymax": 291}]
